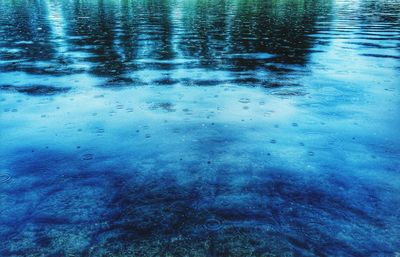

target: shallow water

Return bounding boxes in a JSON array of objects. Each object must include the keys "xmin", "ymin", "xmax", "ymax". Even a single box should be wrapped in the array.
[{"xmin": 0, "ymin": 0, "xmax": 400, "ymax": 256}]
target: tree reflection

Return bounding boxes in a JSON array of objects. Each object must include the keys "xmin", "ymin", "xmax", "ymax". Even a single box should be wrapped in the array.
[{"xmin": 0, "ymin": 0, "xmax": 335, "ymax": 86}]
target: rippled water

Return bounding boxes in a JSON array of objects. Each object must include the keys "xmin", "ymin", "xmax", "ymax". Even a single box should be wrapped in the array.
[{"xmin": 0, "ymin": 0, "xmax": 399, "ymax": 256}]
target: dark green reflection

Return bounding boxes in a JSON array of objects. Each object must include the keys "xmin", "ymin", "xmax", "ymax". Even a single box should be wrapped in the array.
[{"xmin": 0, "ymin": 0, "xmax": 333, "ymax": 86}]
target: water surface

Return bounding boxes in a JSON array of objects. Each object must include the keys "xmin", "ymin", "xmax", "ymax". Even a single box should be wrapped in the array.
[{"xmin": 0, "ymin": 0, "xmax": 400, "ymax": 256}]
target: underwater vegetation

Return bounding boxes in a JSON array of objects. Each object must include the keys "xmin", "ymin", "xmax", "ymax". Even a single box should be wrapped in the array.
[{"xmin": 0, "ymin": 0, "xmax": 399, "ymax": 256}]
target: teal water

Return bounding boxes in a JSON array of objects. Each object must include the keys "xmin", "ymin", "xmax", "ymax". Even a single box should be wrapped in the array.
[{"xmin": 0, "ymin": 0, "xmax": 399, "ymax": 256}]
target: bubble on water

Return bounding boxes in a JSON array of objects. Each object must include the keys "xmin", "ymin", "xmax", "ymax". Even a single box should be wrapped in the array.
[
  {"xmin": 0, "ymin": 172, "xmax": 11, "ymax": 183},
  {"xmin": 308, "ymin": 151, "xmax": 314, "ymax": 156},
  {"xmin": 204, "ymin": 218, "xmax": 222, "ymax": 231},
  {"xmin": 82, "ymin": 154, "xmax": 93, "ymax": 160}
]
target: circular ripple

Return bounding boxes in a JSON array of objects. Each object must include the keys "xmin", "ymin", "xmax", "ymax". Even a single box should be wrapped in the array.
[
  {"xmin": 239, "ymin": 98, "xmax": 250, "ymax": 104},
  {"xmin": 0, "ymin": 172, "xmax": 11, "ymax": 183},
  {"xmin": 204, "ymin": 218, "xmax": 223, "ymax": 231},
  {"xmin": 82, "ymin": 154, "xmax": 94, "ymax": 160}
]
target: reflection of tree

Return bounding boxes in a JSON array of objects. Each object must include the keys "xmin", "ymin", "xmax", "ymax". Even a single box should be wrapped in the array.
[
  {"xmin": 178, "ymin": 0, "xmax": 229, "ymax": 67},
  {"xmin": 179, "ymin": 0, "xmax": 332, "ymax": 72},
  {"xmin": 0, "ymin": 0, "xmax": 56, "ymax": 74},
  {"xmin": 0, "ymin": 0, "xmax": 336, "ymax": 84},
  {"xmin": 62, "ymin": 0, "xmax": 127, "ymax": 77},
  {"xmin": 62, "ymin": 0, "xmax": 175, "ymax": 79},
  {"xmin": 140, "ymin": 0, "xmax": 174, "ymax": 61}
]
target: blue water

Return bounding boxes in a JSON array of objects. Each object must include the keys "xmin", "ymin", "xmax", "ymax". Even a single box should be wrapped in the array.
[{"xmin": 0, "ymin": 0, "xmax": 399, "ymax": 256}]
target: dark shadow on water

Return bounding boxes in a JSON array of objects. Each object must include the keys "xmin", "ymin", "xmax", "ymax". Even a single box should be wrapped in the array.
[
  {"xmin": 0, "ymin": 84, "xmax": 71, "ymax": 96},
  {"xmin": 1, "ymin": 148, "xmax": 399, "ymax": 256}
]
